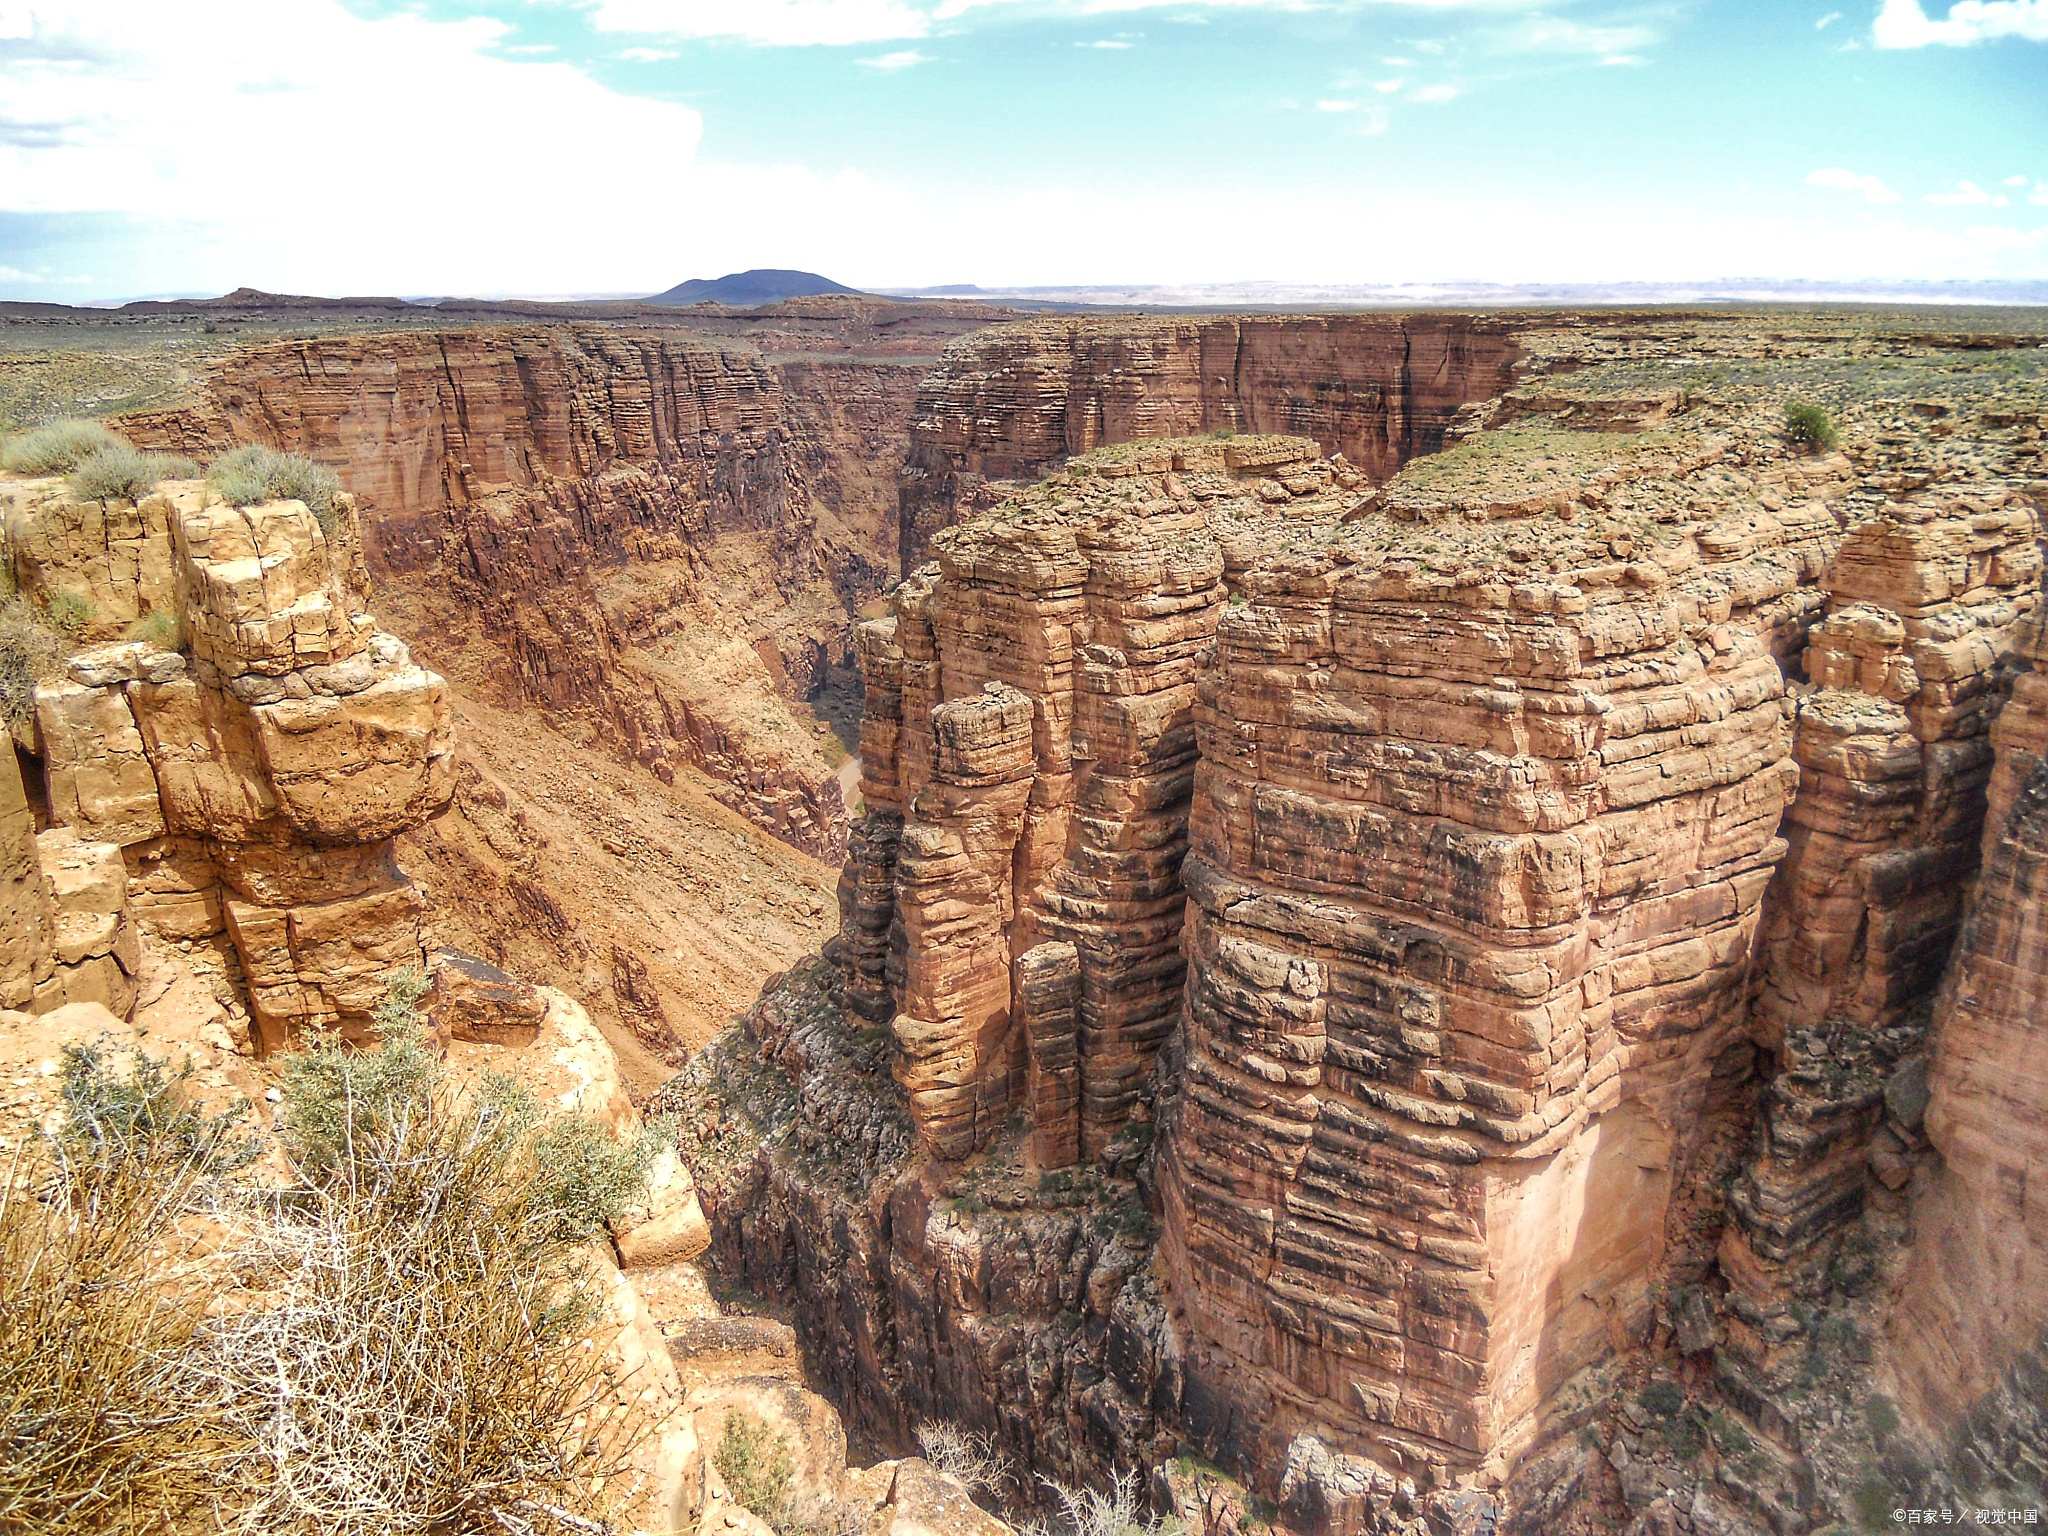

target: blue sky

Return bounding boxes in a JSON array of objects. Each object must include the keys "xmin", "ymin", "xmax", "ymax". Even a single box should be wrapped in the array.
[{"xmin": 0, "ymin": 0, "xmax": 2043, "ymax": 301}]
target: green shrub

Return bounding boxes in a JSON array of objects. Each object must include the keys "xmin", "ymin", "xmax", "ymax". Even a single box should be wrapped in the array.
[
  {"xmin": 208, "ymin": 444, "xmax": 343, "ymax": 528},
  {"xmin": 279, "ymin": 967, "xmax": 658, "ymax": 1243},
  {"xmin": 1866, "ymin": 1392, "xmax": 1900, "ymax": 1442},
  {"xmin": 1638, "ymin": 1379, "xmax": 1686, "ymax": 1418},
  {"xmin": 55, "ymin": 1039, "xmax": 252, "ymax": 1175},
  {"xmin": 44, "ymin": 589, "xmax": 93, "ymax": 640},
  {"xmin": 0, "ymin": 596, "xmax": 63, "ymax": 733},
  {"xmin": 67, "ymin": 445, "xmax": 197, "ymax": 504},
  {"xmin": 1855, "ymin": 1472, "xmax": 1897, "ymax": 1531},
  {"xmin": 1784, "ymin": 401, "xmax": 1839, "ymax": 450},
  {"xmin": 0, "ymin": 420, "xmax": 122, "ymax": 475},
  {"xmin": 123, "ymin": 607, "xmax": 183, "ymax": 651},
  {"xmin": 715, "ymin": 1409, "xmax": 794, "ymax": 1521},
  {"xmin": 530, "ymin": 1115, "xmax": 668, "ymax": 1243}
]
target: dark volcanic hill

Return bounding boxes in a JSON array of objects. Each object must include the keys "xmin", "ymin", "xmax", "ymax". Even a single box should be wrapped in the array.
[{"xmin": 646, "ymin": 268, "xmax": 862, "ymax": 306}]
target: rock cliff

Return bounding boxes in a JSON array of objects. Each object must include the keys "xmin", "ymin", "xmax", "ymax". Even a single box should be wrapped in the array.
[
  {"xmin": 670, "ymin": 308, "xmax": 2048, "ymax": 1533},
  {"xmin": 3, "ymin": 470, "xmax": 451, "ymax": 1048},
  {"xmin": 897, "ymin": 314, "xmax": 1523, "ymax": 570}
]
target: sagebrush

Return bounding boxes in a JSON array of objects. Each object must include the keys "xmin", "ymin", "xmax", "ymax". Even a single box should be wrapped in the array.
[
  {"xmin": 1, "ymin": 419, "xmax": 122, "ymax": 475},
  {"xmin": 208, "ymin": 444, "xmax": 343, "ymax": 528},
  {"xmin": 69, "ymin": 445, "xmax": 198, "ymax": 504},
  {"xmin": 2, "ymin": 983, "xmax": 666, "ymax": 1535}
]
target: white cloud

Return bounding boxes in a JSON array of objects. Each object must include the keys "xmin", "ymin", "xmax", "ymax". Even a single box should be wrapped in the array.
[
  {"xmin": 1495, "ymin": 14, "xmax": 1656, "ymax": 60},
  {"xmin": 1373, "ymin": 76, "xmax": 1406, "ymax": 91},
  {"xmin": 1412, "ymin": 81, "xmax": 1459, "ymax": 100},
  {"xmin": 581, "ymin": 0, "xmax": 1560, "ymax": 45},
  {"xmin": 1807, "ymin": 167, "xmax": 1903, "ymax": 203},
  {"xmin": 1927, "ymin": 180, "xmax": 2011, "ymax": 206},
  {"xmin": 616, "ymin": 44, "xmax": 679, "ymax": 59},
  {"xmin": 585, "ymin": 0, "xmax": 932, "ymax": 44},
  {"xmin": 1873, "ymin": 0, "xmax": 2048, "ymax": 46},
  {"xmin": 1075, "ymin": 38, "xmax": 1133, "ymax": 46},
  {"xmin": 1816, "ymin": 9, "xmax": 1843, "ymax": 26},
  {"xmin": 2032, "ymin": 182, "xmax": 2048, "ymax": 205},
  {"xmin": 2007, "ymin": 174, "xmax": 2031, "ymax": 185},
  {"xmin": 1317, "ymin": 98, "xmax": 1362, "ymax": 110},
  {"xmin": 858, "ymin": 47, "xmax": 931, "ymax": 66}
]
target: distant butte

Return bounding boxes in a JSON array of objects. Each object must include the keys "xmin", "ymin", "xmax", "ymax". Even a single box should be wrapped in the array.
[{"xmin": 645, "ymin": 268, "xmax": 865, "ymax": 307}]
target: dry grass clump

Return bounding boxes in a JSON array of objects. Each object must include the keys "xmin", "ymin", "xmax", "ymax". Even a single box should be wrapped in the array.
[
  {"xmin": 1, "ymin": 420, "xmax": 123, "ymax": 475},
  {"xmin": 0, "ymin": 1046, "xmax": 252, "ymax": 1536},
  {"xmin": 68, "ymin": 445, "xmax": 198, "ymax": 504},
  {"xmin": 2, "ymin": 983, "xmax": 665, "ymax": 1536},
  {"xmin": 208, "ymin": 444, "xmax": 343, "ymax": 528},
  {"xmin": 0, "ymin": 593, "xmax": 65, "ymax": 733}
]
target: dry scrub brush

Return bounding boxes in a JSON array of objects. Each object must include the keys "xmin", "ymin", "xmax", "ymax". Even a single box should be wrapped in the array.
[
  {"xmin": 2, "ymin": 997, "xmax": 666, "ymax": 1536},
  {"xmin": 0, "ymin": 1047, "xmax": 253, "ymax": 1535},
  {"xmin": 208, "ymin": 444, "xmax": 343, "ymax": 528},
  {"xmin": 1, "ymin": 419, "xmax": 122, "ymax": 475},
  {"xmin": 915, "ymin": 1420, "xmax": 1014, "ymax": 1501}
]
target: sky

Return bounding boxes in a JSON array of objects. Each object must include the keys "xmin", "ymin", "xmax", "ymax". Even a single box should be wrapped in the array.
[{"xmin": 0, "ymin": 0, "xmax": 2043, "ymax": 301}]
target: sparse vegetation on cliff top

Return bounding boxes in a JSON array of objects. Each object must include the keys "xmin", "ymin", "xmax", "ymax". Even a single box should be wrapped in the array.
[
  {"xmin": 68, "ymin": 443, "xmax": 199, "ymax": 503},
  {"xmin": 1, "ymin": 419, "xmax": 123, "ymax": 475},
  {"xmin": 208, "ymin": 444, "xmax": 343, "ymax": 527}
]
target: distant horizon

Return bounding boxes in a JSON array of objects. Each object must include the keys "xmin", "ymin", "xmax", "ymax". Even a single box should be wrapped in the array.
[{"xmin": 23, "ymin": 273, "xmax": 2048, "ymax": 313}]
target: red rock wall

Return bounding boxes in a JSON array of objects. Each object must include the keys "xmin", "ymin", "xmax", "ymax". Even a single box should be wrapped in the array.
[
  {"xmin": 124, "ymin": 329, "xmax": 899, "ymax": 859},
  {"xmin": 1724, "ymin": 495, "xmax": 2041, "ymax": 1327},
  {"xmin": 1155, "ymin": 477, "xmax": 1844, "ymax": 1484},
  {"xmin": 1894, "ymin": 604, "xmax": 2048, "ymax": 1426},
  {"xmin": 898, "ymin": 314, "xmax": 1523, "ymax": 570}
]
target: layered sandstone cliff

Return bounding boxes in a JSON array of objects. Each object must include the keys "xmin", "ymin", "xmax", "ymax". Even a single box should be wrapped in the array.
[
  {"xmin": 121, "ymin": 326, "xmax": 914, "ymax": 861},
  {"xmin": 674, "ymin": 335, "xmax": 2048, "ymax": 1530},
  {"xmin": 2, "ymin": 470, "xmax": 451, "ymax": 1047},
  {"xmin": 897, "ymin": 314, "xmax": 1522, "ymax": 570}
]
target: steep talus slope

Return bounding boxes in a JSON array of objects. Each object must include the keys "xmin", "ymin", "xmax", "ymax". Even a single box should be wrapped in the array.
[
  {"xmin": 898, "ymin": 313, "xmax": 1523, "ymax": 569},
  {"xmin": 668, "ymin": 313, "xmax": 2048, "ymax": 1534}
]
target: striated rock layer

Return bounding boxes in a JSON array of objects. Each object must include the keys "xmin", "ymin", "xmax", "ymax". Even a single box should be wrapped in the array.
[
  {"xmin": 898, "ymin": 314, "xmax": 1522, "ymax": 569},
  {"xmin": 3, "ymin": 472, "xmax": 452, "ymax": 1047},
  {"xmin": 1893, "ymin": 602, "xmax": 2048, "ymax": 1431},
  {"xmin": 1158, "ymin": 439, "xmax": 1853, "ymax": 1484},
  {"xmin": 1723, "ymin": 493, "xmax": 2041, "ymax": 1329}
]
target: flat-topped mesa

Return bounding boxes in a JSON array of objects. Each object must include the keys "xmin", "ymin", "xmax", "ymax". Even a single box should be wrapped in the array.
[
  {"xmin": 1723, "ymin": 492, "xmax": 2041, "ymax": 1322},
  {"xmin": 835, "ymin": 435, "xmax": 1362, "ymax": 1161},
  {"xmin": 3, "ymin": 473, "xmax": 453, "ymax": 1048},
  {"xmin": 1154, "ymin": 431, "xmax": 1856, "ymax": 1485},
  {"xmin": 898, "ymin": 314, "xmax": 1523, "ymax": 571}
]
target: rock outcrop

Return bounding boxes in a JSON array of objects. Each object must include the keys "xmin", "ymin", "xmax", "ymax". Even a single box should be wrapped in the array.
[
  {"xmin": 675, "ymin": 333, "xmax": 2048, "ymax": 1529},
  {"xmin": 1724, "ymin": 494, "xmax": 2041, "ymax": 1328},
  {"xmin": 2, "ymin": 471, "xmax": 452, "ymax": 1048},
  {"xmin": 1893, "ymin": 599, "xmax": 2048, "ymax": 1430},
  {"xmin": 898, "ymin": 314, "xmax": 1523, "ymax": 569}
]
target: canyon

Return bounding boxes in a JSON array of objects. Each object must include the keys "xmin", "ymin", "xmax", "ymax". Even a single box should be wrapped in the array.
[{"xmin": 4, "ymin": 298, "xmax": 2046, "ymax": 1533}]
